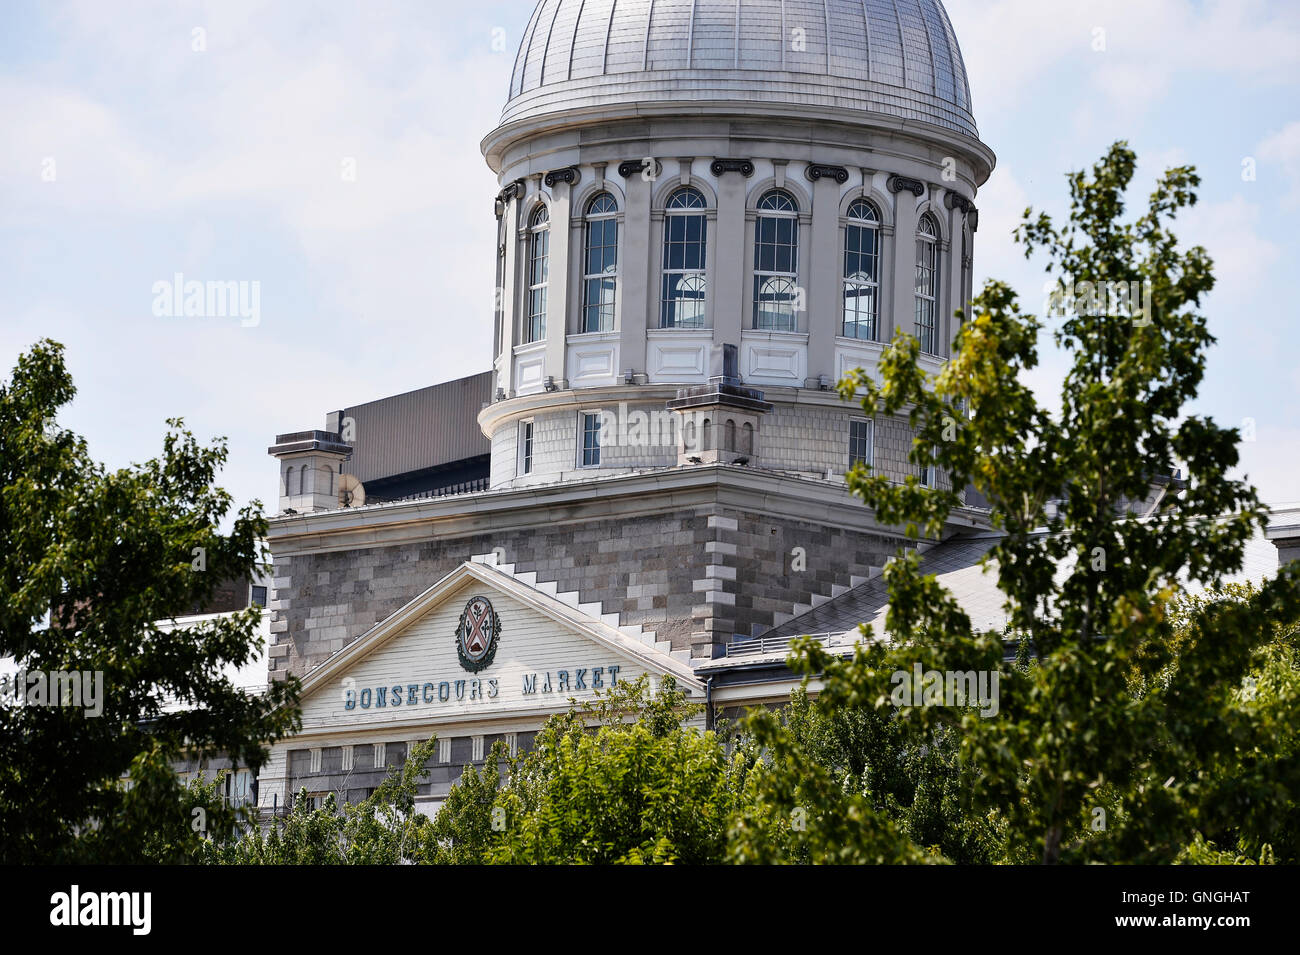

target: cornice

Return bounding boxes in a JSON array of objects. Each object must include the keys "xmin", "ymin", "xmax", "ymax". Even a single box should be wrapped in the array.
[{"xmin": 265, "ymin": 464, "xmax": 992, "ymax": 558}]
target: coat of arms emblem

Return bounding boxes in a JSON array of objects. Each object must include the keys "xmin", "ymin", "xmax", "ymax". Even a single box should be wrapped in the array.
[{"xmin": 455, "ymin": 595, "xmax": 501, "ymax": 672}]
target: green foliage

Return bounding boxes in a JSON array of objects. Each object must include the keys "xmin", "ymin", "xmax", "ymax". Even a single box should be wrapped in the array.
[
  {"xmin": 437, "ymin": 676, "xmax": 757, "ymax": 864},
  {"xmin": 426, "ymin": 744, "xmax": 505, "ymax": 864},
  {"xmin": 0, "ymin": 339, "xmax": 301, "ymax": 863},
  {"xmin": 208, "ymin": 739, "xmax": 441, "ymax": 864},
  {"xmin": 745, "ymin": 142, "xmax": 1300, "ymax": 864},
  {"xmin": 208, "ymin": 681, "xmax": 759, "ymax": 865}
]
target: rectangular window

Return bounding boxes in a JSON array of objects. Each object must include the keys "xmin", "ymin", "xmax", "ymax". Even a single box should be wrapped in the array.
[
  {"xmin": 753, "ymin": 214, "xmax": 799, "ymax": 331},
  {"xmin": 250, "ymin": 585, "xmax": 268, "ymax": 608},
  {"xmin": 919, "ymin": 445, "xmax": 938, "ymax": 487},
  {"xmin": 226, "ymin": 768, "xmax": 253, "ymax": 807},
  {"xmin": 583, "ymin": 216, "xmax": 618, "ymax": 332},
  {"xmin": 519, "ymin": 420, "xmax": 534, "ymax": 474},
  {"xmin": 915, "ymin": 237, "xmax": 939, "ymax": 355},
  {"xmin": 526, "ymin": 222, "xmax": 549, "ymax": 343},
  {"xmin": 849, "ymin": 419, "xmax": 874, "ymax": 470},
  {"xmin": 843, "ymin": 221, "xmax": 879, "ymax": 340},
  {"xmin": 660, "ymin": 211, "xmax": 708, "ymax": 328},
  {"xmin": 580, "ymin": 412, "xmax": 601, "ymax": 467}
]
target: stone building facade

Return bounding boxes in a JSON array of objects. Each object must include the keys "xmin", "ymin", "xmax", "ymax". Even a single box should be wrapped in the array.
[{"xmin": 250, "ymin": 0, "xmax": 1005, "ymax": 812}]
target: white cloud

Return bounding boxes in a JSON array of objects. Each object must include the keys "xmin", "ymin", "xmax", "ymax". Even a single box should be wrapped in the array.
[
  {"xmin": 950, "ymin": 0, "xmax": 1300, "ymax": 123},
  {"xmin": 0, "ymin": 0, "xmax": 520, "ymax": 510},
  {"xmin": 1256, "ymin": 121, "xmax": 1300, "ymax": 207}
]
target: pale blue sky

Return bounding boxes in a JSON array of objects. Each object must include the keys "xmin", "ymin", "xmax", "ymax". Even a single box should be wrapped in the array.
[{"xmin": 2, "ymin": 0, "xmax": 1297, "ymax": 515}]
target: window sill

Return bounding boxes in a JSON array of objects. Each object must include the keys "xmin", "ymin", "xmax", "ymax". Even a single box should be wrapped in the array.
[{"xmin": 743, "ymin": 328, "xmax": 809, "ymax": 343}]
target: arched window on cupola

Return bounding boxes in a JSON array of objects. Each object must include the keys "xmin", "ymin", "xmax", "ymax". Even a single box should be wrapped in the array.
[
  {"xmin": 284, "ymin": 466, "xmax": 294, "ymax": 497},
  {"xmin": 742, "ymin": 422, "xmax": 754, "ymax": 455},
  {"xmin": 582, "ymin": 193, "xmax": 619, "ymax": 332},
  {"xmin": 753, "ymin": 190, "xmax": 799, "ymax": 331},
  {"xmin": 299, "ymin": 465, "xmax": 309, "ymax": 495},
  {"xmin": 702, "ymin": 418, "xmax": 712, "ymax": 452},
  {"xmin": 915, "ymin": 213, "xmax": 941, "ymax": 356},
  {"xmin": 525, "ymin": 205, "xmax": 550, "ymax": 343},
  {"xmin": 725, "ymin": 419, "xmax": 736, "ymax": 453},
  {"xmin": 843, "ymin": 199, "xmax": 881, "ymax": 341},
  {"xmin": 661, "ymin": 187, "xmax": 708, "ymax": 329}
]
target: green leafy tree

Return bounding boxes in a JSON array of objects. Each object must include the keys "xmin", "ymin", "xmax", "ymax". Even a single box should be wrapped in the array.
[
  {"xmin": 0, "ymin": 339, "xmax": 300, "ymax": 863},
  {"xmin": 734, "ymin": 142, "xmax": 1300, "ymax": 864},
  {"xmin": 431, "ymin": 676, "xmax": 758, "ymax": 864},
  {"xmin": 1122, "ymin": 584, "xmax": 1300, "ymax": 863},
  {"xmin": 726, "ymin": 688, "xmax": 940, "ymax": 865},
  {"xmin": 426, "ymin": 746, "xmax": 505, "ymax": 865},
  {"xmin": 771, "ymin": 686, "xmax": 1001, "ymax": 862},
  {"xmin": 211, "ymin": 739, "xmax": 441, "ymax": 864}
]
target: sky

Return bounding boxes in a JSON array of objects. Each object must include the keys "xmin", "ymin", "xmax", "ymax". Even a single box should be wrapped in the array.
[{"xmin": 1, "ymin": 0, "xmax": 1298, "ymax": 518}]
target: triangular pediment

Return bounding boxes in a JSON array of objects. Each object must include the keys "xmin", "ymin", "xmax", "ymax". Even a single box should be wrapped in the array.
[{"xmin": 295, "ymin": 561, "xmax": 700, "ymax": 732}]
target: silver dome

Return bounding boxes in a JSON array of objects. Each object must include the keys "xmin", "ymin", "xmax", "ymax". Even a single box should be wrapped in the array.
[{"xmin": 501, "ymin": 0, "xmax": 978, "ymax": 138}]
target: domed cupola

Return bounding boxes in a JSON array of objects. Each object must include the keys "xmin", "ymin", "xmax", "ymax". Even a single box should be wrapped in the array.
[
  {"xmin": 478, "ymin": 0, "xmax": 994, "ymax": 494},
  {"xmin": 497, "ymin": 0, "xmax": 979, "ymax": 140}
]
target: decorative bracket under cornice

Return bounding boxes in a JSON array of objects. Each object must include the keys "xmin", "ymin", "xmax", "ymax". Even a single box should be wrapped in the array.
[
  {"xmin": 944, "ymin": 192, "xmax": 979, "ymax": 231},
  {"xmin": 944, "ymin": 191, "xmax": 972, "ymax": 213},
  {"xmin": 805, "ymin": 163, "xmax": 850, "ymax": 184},
  {"xmin": 543, "ymin": 166, "xmax": 580, "ymax": 188},
  {"xmin": 617, "ymin": 158, "xmax": 661, "ymax": 179},
  {"xmin": 711, "ymin": 158, "xmax": 755, "ymax": 177},
  {"xmin": 494, "ymin": 179, "xmax": 525, "ymax": 217},
  {"xmin": 887, "ymin": 175, "xmax": 926, "ymax": 197}
]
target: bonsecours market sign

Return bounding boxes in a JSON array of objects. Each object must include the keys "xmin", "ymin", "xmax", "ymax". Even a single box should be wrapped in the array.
[{"xmin": 341, "ymin": 595, "xmax": 624, "ymax": 711}]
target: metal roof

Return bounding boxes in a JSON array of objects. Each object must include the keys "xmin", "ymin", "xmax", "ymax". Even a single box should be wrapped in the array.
[
  {"xmin": 500, "ymin": 0, "xmax": 978, "ymax": 138},
  {"xmin": 760, "ymin": 525, "xmax": 1287, "ymax": 643},
  {"xmin": 334, "ymin": 372, "xmax": 492, "ymax": 486}
]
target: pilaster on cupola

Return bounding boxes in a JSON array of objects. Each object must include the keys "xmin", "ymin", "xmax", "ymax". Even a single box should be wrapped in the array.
[
  {"xmin": 543, "ymin": 168, "xmax": 575, "ymax": 388},
  {"xmin": 942, "ymin": 187, "xmax": 975, "ymax": 353},
  {"xmin": 712, "ymin": 158, "xmax": 748, "ymax": 348},
  {"xmin": 267, "ymin": 430, "xmax": 352, "ymax": 513},
  {"xmin": 667, "ymin": 344, "xmax": 772, "ymax": 466},
  {"xmin": 805, "ymin": 163, "xmax": 848, "ymax": 385},
  {"xmin": 619, "ymin": 159, "xmax": 653, "ymax": 378},
  {"xmin": 888, "ymin": 174, "xmax": 925, "ymax": 345},
  {"xmin": 495, "ymin": 179, "xmax": 524, "ymax": 399}
]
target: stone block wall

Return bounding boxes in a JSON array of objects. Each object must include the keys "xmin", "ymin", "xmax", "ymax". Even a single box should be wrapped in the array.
[
  {"xmin": 269, "ymin": 501, "xmax": 907, "ymax": 680},
  {"xmin": 487, "ymin": 399, "xmax": 948, "ymax": 491},
  {"xmin": 489, "ymin": 400, "xmax": 679, "ymax": 488}
]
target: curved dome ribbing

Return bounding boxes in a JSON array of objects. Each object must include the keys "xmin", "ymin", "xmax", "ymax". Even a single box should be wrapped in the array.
[{"xmin": 502, "ymin": 0, "xmax": 977, "ymax": 138}]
